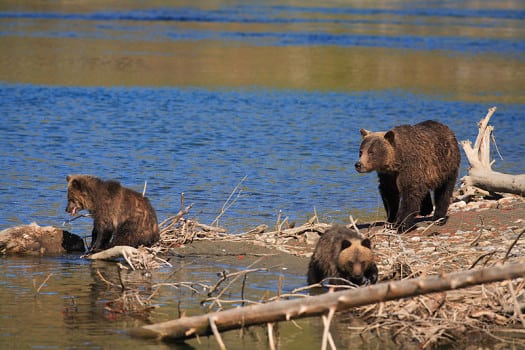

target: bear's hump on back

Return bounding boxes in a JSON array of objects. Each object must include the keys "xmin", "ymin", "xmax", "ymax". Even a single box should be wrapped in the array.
[
  {"xmin": 104, "ymin": 179, "xmax": 123, "ymax": 195},
  {"xmin": 393, "ymin": 120, "xmax": 454, "ymax": 143}
]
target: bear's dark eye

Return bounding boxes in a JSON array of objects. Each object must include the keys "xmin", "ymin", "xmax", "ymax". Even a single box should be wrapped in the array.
[{"xmin": 359, "ymin": 150, "xmax": 363, "ymax": 157}]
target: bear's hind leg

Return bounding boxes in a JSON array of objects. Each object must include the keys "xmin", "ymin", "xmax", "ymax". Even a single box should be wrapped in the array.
[
  {"xmin": 110, "ymin": 222, "xmax": 138, "ymax": 247},
  {"xmin": 420, "ymin": 192, "xmax": 433, "ymax": 216},
  {"xmin": 433, "ymin": 176, "xmax": 457, "ymax": 223}
]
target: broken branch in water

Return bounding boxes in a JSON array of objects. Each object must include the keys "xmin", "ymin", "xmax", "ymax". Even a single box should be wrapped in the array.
[{"xmin": 33, "ymin": 273, "xmax": 53, "ymax": 297}]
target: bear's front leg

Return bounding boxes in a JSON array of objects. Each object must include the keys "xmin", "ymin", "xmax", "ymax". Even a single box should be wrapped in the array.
[
  {"xmin": 364, "ymin": 262, "xmax": 379, "ymax": 285},
  {"xmin": 432, "ymin": 174, "xmax": 457, "ymax": 223},
  {"xmin": 378, "ymin": 173, "xmax": 399, "ymax": 224}
]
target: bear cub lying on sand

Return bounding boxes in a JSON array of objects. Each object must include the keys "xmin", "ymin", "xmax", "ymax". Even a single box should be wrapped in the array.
[
  {"xmin": 65, "ymin": 175, "xmax": 160, "ymax": 252},
  {"xmin": 307, "ymin": 225, "xmax": 378, "ymax": 286},
  {"xmin": 355, "ymin": 120, "xmax": 460, "ymax": 232}
]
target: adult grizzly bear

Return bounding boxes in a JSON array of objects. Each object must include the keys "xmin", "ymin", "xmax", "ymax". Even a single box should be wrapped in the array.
[
  {"xmin": 65, "ymin": 175, "xmax": 160, "ymax": 252},
  {"xmin": 355, "ymin": 120, "xmax": 460, "ymax": 232},
  {"xmin": 307, "ymin": 225, "xmax": 378, "ymax": 286}
]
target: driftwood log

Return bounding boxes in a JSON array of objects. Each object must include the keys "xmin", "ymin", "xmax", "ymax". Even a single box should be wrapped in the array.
[
  {"xmin": 87, "ymin": 245, "xmax": 171, "ymax": 270},
  {"xmin": 460, "ymin": 107, "xmax": 525, "ymax": 198},
  {"xmin": 0, "ymin": 223, "xmax": 85, "ymax": 255},
  {"xmin": 129, "ymin": 262, "xmax": 525, "ymax": 342}
]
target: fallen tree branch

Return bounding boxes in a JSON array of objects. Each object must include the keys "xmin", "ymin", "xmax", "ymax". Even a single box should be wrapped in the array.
[
  {"xmin": 460, "ymin": 107, "xmax": 525, "ymax": 197},
  {"xmin": 129, "ymin": 262, "xmax": 525, "ymax": 342},
  {"xmin": 87, "ymin": 246, "xmax": 139, "ymax": 260},
  {"xmin": 87, "ymin": 246, "xmax": 171, "ymax": 270}
]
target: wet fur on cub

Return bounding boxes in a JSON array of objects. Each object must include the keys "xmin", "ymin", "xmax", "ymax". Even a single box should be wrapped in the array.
[
  {"xmin": 307, "ymin": 225, "xmax": 378, "ymax": 286},
  {"xmin": 65, "ymin": 175, "xmax": 160, "ymax": 252}
]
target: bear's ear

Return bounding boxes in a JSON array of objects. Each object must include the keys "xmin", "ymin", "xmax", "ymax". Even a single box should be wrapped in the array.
[
  {"xmin": 360, "ymin": 128, "xmax": 371, "ymax": 138},
  {"xmin": 341, "ymin": 239, "xmax": 352, "ymax": 250},
  {"xmin": 384, "ymin": 130, "xmax": 395, "ymax": 145},
  {"xmin": 70, "ymin": 178, "xmax": 82, "ymax": 191},
  {"xmin": 361, "ymin": 238, "xmax": 372, "ymax": 249}
]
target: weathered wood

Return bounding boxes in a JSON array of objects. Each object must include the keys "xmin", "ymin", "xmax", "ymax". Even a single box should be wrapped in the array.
[
  {"xmin": 462, "ymin": 168, "xmax": 525, "ymax": 195},
  {"xmin": 0, "ymin": 223, "xmax": 85, "ymax": 255},
  {"xmin": 87, "ymin": 245, "xmax": 139, "ymax": 260},
  {"xmin": 461, "ymin": 107, "xmax": 525, "ymax": 197},
  {"xmin": 129, "ymin": 262, "xmax": 525, "ymax": 342}
]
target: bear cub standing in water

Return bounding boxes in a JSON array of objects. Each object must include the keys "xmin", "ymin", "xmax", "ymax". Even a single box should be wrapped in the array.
[
  {"xmin": 307, "ymin": 225, "xmax": 378, "ymax": 286},
  {"xmin": 65, "ymin": 175, "xmax": 160, "ymax": 252},
  {"xmin": 355, "ymin": 120, "xmax": 460, "ymax": 232}
]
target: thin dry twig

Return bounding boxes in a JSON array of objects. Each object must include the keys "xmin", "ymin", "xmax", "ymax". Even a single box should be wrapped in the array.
[{"xmin": 210, "ymin": 175, "xmax": 247, "ymax": 228}]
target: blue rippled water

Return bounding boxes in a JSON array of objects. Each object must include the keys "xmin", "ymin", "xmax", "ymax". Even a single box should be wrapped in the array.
[
  {"xmin": 1, "ymin": 4, "xmax": 524, "ymax": 57},
  {"xmin": 1, "ymin": 83, "xmax": 523, "ymax": 234}
]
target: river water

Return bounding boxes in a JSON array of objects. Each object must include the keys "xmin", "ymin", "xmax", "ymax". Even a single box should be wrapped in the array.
[{"xmin": 0, "ymin": 1, "xmax": 524, "ymax": 349}]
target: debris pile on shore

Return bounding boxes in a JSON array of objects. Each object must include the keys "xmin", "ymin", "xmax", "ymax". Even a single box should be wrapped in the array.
[{"xmin": 143, "ymin": 194, "xmax": 525, "ymax": 348}]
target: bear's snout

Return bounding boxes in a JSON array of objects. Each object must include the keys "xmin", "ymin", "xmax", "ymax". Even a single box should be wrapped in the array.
[
  {"xmin": 65, "ymin": 201, "xmax": 78, "ymax": 215},
  {"xmin": 355, "ymin": 161, "xmax": 364, "ymax": 172}
]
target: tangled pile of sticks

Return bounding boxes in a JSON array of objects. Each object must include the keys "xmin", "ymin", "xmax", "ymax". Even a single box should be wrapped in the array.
[{"xmin": 89, "ymin": 188, "xmax": 525, "ymax": 349}]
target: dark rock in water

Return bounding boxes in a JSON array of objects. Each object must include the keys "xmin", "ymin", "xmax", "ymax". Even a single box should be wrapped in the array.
[{"xmin": 0, "ymin": 223, "xmax": 85, "ymax": 256}]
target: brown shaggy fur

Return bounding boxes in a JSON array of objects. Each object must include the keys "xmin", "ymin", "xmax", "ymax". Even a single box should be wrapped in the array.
[
  {"xmin": 355, "ymin": 120, "xmax": 460, "ymax": 232},
  {"xmin": 307, "ymin": 225, "xmax": 378, "ymax": 286},
  {"xmin": 65, "ymin": 175, "xmax": 159, "ymax": 252}
]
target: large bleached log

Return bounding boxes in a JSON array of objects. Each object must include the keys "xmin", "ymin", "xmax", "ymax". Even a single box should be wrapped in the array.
[
  {"xmin": 129, "ymin": 262, "xmax": 525, "ymax": 342},
  {"xmin": 461, "ymin": 107, "xmax": 525, "ymax": 197}
]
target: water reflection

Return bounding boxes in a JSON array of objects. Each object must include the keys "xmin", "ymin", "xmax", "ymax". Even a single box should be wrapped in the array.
[{"xmin": 0, "ymin": 1, "xmax": 524, "ymax": 102}]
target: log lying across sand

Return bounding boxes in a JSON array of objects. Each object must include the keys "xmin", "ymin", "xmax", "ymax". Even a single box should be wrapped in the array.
[
  {"xmin": 129, "ymin": 262, "xmax": 525, "ymax": 342},
  {"xmin": 461, "ymin": 107, "xmax": 525, "ymax": 197}
]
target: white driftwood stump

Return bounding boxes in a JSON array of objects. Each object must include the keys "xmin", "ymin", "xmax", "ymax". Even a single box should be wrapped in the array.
[{"xmin": 460, "ymin": 107, "xmax": 525, "ymax": 198}]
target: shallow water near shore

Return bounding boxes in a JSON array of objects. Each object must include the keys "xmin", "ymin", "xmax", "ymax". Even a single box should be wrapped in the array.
[{"xmin": 0, "ymin": 0, "xmax": 524, "ymax": 348}]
